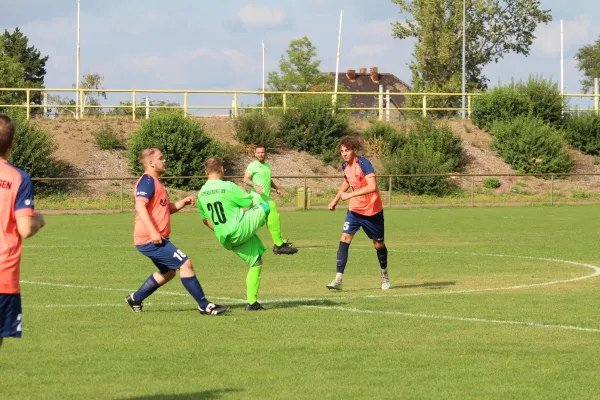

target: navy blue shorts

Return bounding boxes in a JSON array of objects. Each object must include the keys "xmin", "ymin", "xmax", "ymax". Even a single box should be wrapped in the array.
[
  {"xmin": 0, "ymin": 294, "xmax": 23, "ymax": 338},
  {"xmin": 136, "ymin": 239, "xmax": 189, "ymax": 274},
  {"xmin": 343, "ymin": 210, "xmax": 385, "ymax": 242}
]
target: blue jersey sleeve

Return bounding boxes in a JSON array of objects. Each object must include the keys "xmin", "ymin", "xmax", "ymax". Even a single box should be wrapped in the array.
[
  {"xmin": 15, "ymin": 170, "xmax": 35, "ymax": 212},
  {"xmin": 135, "ymin": 174, "xmax": 155, "ymax": 200},
  {"xmin": 358, "ymin": 157, "xmax": 376, "ymax": 176}
]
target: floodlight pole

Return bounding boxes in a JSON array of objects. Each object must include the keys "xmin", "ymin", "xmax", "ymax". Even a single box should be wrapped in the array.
[
  {"xmin": 560, "ymin": 19, "xmax": 564, "ymax": 95},
  {"xmin": 461, "ymin": 0, "xmax": 466, "ymax": 119},
  {"xmin": 262, "ymin": 40, "xmax": 265, "ymax": 108},
  {"xmin": 333, "ymin": 10, "xmax": 343, "ymax": 107},
  {"xmin": 75, "ymin": 0, "xmax": 81, "ymax": 119}
]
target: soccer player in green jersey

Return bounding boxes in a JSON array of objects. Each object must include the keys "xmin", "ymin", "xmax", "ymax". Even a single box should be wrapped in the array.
[
  {"xmin": 198, "ymin": 157, "xmax": 272, "ymax": 311},
  {"xmin": 244, "ymin": 146, "xmax": 297, "ymax": 255}
]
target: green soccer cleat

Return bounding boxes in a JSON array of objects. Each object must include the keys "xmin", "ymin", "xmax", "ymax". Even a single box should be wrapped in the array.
[
  {"xmin": 380, "ymin": 268, "xmax": 391, "ymax": 290},
  {"xmin": 326, "ymin": 281, "xmax": 343, "ymax": 291}
]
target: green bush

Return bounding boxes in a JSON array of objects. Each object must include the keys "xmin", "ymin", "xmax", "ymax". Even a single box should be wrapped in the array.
[
  {"xmin": 94, "ymin": 125, "xmax": 124, "ymax": 150},
  {"xmin": 383, "ymin": 119, "xmax": 464, "ymax": 196},
  {"xmin": 471, "ymin": 76, "xmax": 565, "ymax": 131},
  {"xmin": 564, "ymin": 113, "xmax": 600, "ymax": 155},
  {"xmin": 280, "ymin": 96, "xmax": 349, "ymax": 161},
  {"xmin": 491, "ymin": 116, "xmax": 572, "ymax": 175},
  {"xmin": 362, "ymin": 122, "xmax": 399, "ymax": 141},
  {"xmin": 128, "ymin": 113, "xmax": 232, "ymax": 189},
  {"xmin": 483, "ymin": 178, "xmax": 501, "ymax": 189},
  {"xmin": 5, "ymin": 110, "xmax": 67, "ymax": 194},
  {"xmin": 234, "ymin": 112, "xmax": 280, "ymax": 150}
]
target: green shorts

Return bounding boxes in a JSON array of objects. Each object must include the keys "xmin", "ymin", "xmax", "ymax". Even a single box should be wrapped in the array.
[
  {"xmin": 225, "ymin": 205, "xmax": 268, "ymax": 267},
  {"xmin": 251, "ymin": 191, "xmax": 271, "ymax": 205}
]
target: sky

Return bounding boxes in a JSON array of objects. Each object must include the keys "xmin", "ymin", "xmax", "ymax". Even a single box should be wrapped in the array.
[{"xmin": 3, "ymin": 0, "xmax": 599, "ymax": 112}]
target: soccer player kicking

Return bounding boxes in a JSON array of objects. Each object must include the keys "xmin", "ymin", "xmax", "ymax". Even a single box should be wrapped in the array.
[
  {"xmin": 199, "ymin": 157, "xmax": 272, "ymax": 311},
  {"xmin": 125, "ymin": 148, "xmax": 228, "ymax": 315},
  {"xmin": 326, "ymin": 136, "xmax": 390, "ymax": 291},
  {"xmin": 0, "ymin": 114, "xmax": 46, "ymax": 348},
  {"xmin": 244, "ymin": 146, "xmax": 297, "ymax": 255}
]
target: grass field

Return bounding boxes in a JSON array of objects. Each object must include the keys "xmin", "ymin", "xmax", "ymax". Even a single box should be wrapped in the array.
[{"xmin": 2, "ymin": 206, "xmax": 600, "ymax": 399}]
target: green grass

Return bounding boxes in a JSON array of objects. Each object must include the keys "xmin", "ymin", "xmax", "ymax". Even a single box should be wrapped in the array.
[{"xmin": 3, "ymin": 206, "xmax": 600, "ymax": 399}]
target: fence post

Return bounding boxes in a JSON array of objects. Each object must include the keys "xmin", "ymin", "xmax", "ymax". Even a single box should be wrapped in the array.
[
  {"xmin": 388, "ymin": 175, "xmax": 392, "ymax": 209},
  {"xmin": 43, "ymin": 91, "xmax": 48, "ymax": 118},
  {"xmin": 595, "ymin": 78, "xmax": 599, "ymax": 115},
  {"xmin": 132, "ymin": 91, "xmax": 136, "ymax": 121},
  {"xmin": 26, "ymin": 89, "xmax": 30, "ymax": 120},
  {"xmin": 145, "ymin": 96, "xmax": 150, "ymax": 119},
  {"xmin": 378, "ymin": 85, "xmax": 383, "ymax": 121},
  {"xmin": 471, "ymin": 176, "xmax": 475, "ymax": 206},
  {"xmin": 283, "ymin": 93, "xmax": 287, "ymax": 114},
  {"xmin": 184, "ymin": 92, "xmax": 188, "ymax": 117},
  {"xmin": 422, "ymin": 95, "xmax": 427, "ymax": 118},
  {"xmin": 467, "ymin": 94, "xmax": 472, "ymax": 119},
  {"xmin": 80, "ymin": 90, "xmax": 85, "ymax": 119},
  {"xmin": 303, "ymin": 177, "xmax": 307, "ymax": 210},
  {"xmin": 120, "ymin": 180, "xmax": 124, "ymax": 212},
  {"xmin": 233, "ymin": 92, "xmax": 238, "ymax": 118},
  {"xmin": 550, "ymin": 175, "xmax": 554, "ymax": 206},
  {"xmin": 386, "ymin": 90, "xmax": 390, "ymax": 122}
]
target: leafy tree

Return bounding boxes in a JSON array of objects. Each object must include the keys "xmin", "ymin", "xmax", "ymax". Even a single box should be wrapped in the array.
[
  {"xmin": 74, "ymin": 73, "xmax": 107, "ymax": 116},
  {"xmin": 391, "ymin": 0, "xmax": 551, "ymax": 113},
  {"xmin": 0, "ymin": 28, "xmax": 49, "ymax": 107},
  {"xmin": 0, "ymin": 53, "xmax": 25, "ymax": 109},
  {"xmin": 108, "ymin": 99, "xmax": 182, "ymax": 119},
  {"xmin": 574, "ymin": 36, "xmax": 600, "ymax": 93}
]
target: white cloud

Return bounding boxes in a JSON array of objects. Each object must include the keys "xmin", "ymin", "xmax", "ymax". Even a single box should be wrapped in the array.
[
  {"xmin": 533, "ymin": 16, "xmax": 591, "ymax": 57},
  {"xmin": 348, "ymin": 44, "xmax": 390, "ymax": 57},
  {"xmin": 235, "ymin": 4, "xmax": 286, "ymax": 28}
]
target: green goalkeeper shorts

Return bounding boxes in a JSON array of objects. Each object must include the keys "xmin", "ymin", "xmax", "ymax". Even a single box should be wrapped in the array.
[{"xmin": 225, "ymin": 204, "xmax": 268, "ymax": 267}]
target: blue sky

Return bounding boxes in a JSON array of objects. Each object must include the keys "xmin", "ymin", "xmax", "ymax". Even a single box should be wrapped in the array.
[{"xmin": 3, "ymin": 0, "xmax": 599, "ymax": 111}]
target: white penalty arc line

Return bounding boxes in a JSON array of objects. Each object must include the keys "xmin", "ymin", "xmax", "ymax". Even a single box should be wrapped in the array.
[{"xmin": 302, "ymin": 305, "xmax": 600, "ymax": 333}]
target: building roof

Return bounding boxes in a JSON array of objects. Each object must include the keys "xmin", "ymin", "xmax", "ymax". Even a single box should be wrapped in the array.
[{"xmin": 329, "ymin": 67, "xmax": 411, "ymax": 110}]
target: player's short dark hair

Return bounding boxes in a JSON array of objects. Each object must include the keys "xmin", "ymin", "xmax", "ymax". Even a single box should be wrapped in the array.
[
  {"xmin": 339, "ymin": 135, "xmax": 360, "ymax": 151},
  {"xmin": 204, "ymin": 157, "xmax": 223, "ymax": 174},
  {"xmin": 138, "ymin": 147, "xmax": 160, "ymax": 163},
  {"xmin": 0, "ymin": 114, "xmax": 15, "ymax": 156}
]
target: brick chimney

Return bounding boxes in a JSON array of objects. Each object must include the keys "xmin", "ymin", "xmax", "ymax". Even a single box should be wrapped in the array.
[
  {"xmin": 346, "ymin": 69, "xmax": 356, "ymax": 81},
  {"xmin": 359, "ymin": 67, "xmax": 367, "ymax": 74},
  {"xmin": 370, "ymin": 67, "xmax": 379, "ymax": 82}
]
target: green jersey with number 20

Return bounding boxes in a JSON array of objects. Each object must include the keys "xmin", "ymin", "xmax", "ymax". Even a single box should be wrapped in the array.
[{"xmin": 197, "ymin": 179, "xmax": 253, "ymax": 246}]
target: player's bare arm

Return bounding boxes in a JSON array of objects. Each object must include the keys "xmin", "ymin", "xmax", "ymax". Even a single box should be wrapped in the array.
[
  {"xmin": 202, "ymin": 218, "xmax": 215, "ymax": 232},
  {"xmin": 135, "ymin": 199, "xmax": 163, "ymax": 244},
  {"xmin": 243, "ymin": 172, "xmax": 263, "ymax": 194},
  {"xmin": 16, "ymin": 212, "xmax": 45, "ymax": 239},
  {"xmin": 329, "ymin": 180, "xmax": 350, "ymax": 210},
  {"xmin": 270, "ymin": 180, "xmax": 280, "ymax": 195},
  {"xmin": 340, "ymin": 176, "xmax": 377, "ymax": 201},
  {"xmin": 169, "ymin": 196, "xmax": 194, "ymax": 214}
]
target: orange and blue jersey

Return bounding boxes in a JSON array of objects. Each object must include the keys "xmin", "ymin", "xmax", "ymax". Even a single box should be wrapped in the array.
[
  {"xmin": 133, "ymin": 174, "xmax": 171, "ymax": 246},
  {"xmin": 342, "ymin": 156, "xmax": 383, "ymax": 217},
  {"xmin": 0, "ymin": 160, "xmax": 35, "ymax": 294}
]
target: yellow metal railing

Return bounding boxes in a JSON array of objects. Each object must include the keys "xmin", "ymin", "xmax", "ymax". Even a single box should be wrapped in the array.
[{"xmin": 1, "ymin": 87, "xmax": 599, "ymax": 120}]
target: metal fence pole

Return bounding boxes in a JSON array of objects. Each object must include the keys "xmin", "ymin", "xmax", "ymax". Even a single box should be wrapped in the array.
[
  {"xmin": 467, "ymin": 94, "xmax": 472, "ymax": 119},
  {"xmin": 132, "ymin": 91, "xmax": 136, "ymax": 121},
  {"xmin": 388, "ymin": 175, "xmax": 392, "ymax": 209},
  {"xmin": 80, "ymin": 90, "xmax": 85, "ymax": 119},
  {"xmin": 595, "ymin": 78, "xmax": 599, "ymax": 115},
  {"xmin": 422, "ymin": 95, "xmax": 427, "ymax": 118},
  {"xmin": 378, "ymin": 85, "xmax": 383, "ymax": 121},
  {"xmin": 550, "ymin": 175, "xmax": 554, "ymax": 206},
  {"xmin": 184, "ymin": 92, "xmax": 188, "ymax": 117},
  {"xmin": 233, "ymin": 92, "xmax": 238, "ymax": 118},
  {"xmin": 303, "ymin": 177, "xmax": 307, "ymax": 210},
  {"xmin": 471, "ymin": 176, "xmax": 475, "ymax": 206},
  {"xmin": 120, "ymin": 180, "xmax": 124, "ymax": 212},
  {"xmin": 283, "ymin": 93, "xmax": 287, "ymax": 114},
  {"xmin": 26, "ymin": 89, "xmax": 30, "ymax": 120}
]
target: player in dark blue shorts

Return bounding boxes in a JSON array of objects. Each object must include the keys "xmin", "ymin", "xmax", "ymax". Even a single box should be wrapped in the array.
[{"xmin": 326, "ymin": 136, "xmax": 389, "ymax": 290}]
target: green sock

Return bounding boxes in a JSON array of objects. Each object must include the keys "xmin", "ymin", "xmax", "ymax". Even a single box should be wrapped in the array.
[
  {"xmin": 246, "ymin": 265, "xmax": 263, "ymax": 304},
  {"xmin": 266, "ymin": 201, "xmax": 284, "ymax": 246}
]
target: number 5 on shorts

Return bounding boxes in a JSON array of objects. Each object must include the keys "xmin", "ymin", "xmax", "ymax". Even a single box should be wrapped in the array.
[{"xmin": 343, "ymin": 221, "xmax": 349, "ymax": 231}]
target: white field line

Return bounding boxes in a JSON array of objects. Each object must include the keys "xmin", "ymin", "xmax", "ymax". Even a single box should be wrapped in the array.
[
  {"xmin": 303, "ymin": 305, "xmax": 600, "ymax": 333},
  {"xmin": 29, "ymin": 301, "xmax": 195, "ymax": 309}
]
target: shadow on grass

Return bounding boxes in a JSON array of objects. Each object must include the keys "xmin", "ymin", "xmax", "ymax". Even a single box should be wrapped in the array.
[
  {"xmin": 118, "ymin": 388, "xmax": 245, "ymax": 399},
  {"xmin": 346, "ymin": 281, "xmax": 456, "ymax": 293}
]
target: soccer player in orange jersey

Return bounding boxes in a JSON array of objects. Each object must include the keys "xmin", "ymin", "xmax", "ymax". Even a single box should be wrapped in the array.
[
  {"xmin": 124, "ymin": 148, "xmax": 227, "ymax": 315},
  {"xmin": 326, "ymin": 136, "xmax": 390, "ymax": 291},
  {"xmin": 0, "ymin": 114, "xmax": 46, "ymax": 348}
]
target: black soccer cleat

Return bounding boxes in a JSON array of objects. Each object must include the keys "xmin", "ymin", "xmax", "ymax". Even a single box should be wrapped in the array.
[
  {"xmin": 125, "ymin": 293, "xmax": 143, "ymax": 313},
  {"xmin": 198, "ymin": 303, "xmax": 229, "ymax": 316},
  {"xmin": 245, "ymin": 302, "xmax": 267, "ymax": 311},
  {"xmin": 273, "ymin": 242, "xmax": 298, "ymax": 255}
]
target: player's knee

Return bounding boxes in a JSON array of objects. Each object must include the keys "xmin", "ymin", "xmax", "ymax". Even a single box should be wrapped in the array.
[
  {"xmin": 373, "ymin": 240, "xmax": 385, "ymax": 250},
  {"xmin": 179, "ymin": 259, "xmax": 194, "ymax": 274},
  {"xmin": 341, "ymin": 233, "xmax": 353, "ymax": 243},
  {"xmin": 162, "ymin": 270, "xmax": 176, "ymax": 281},
  {"xmin": 259, "ymin": 201, "xmax": 271, "ymax": 216}
]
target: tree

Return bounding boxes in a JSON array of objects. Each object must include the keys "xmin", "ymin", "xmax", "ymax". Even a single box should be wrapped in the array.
[
  {"xmin": 0, "ymin": 53, "xmax": 25, "ymax": 109},
  {"xmin": 391, "ymin": 0, "xmax": 551, "ymax": 112},
  {"xmin": 575, "ymin": 36, "xmax": 600, "ymax": 93},
  {"xmin": 74, "ymin": 73, "xmax": 107, "ymax": 116},
  {"xmin": 0, "ymin": 28, "xmax": 49, "ymax": 107},
  {"xmin": 108, "ymin": 99, "xmax": 182, "ymax": 119}
]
